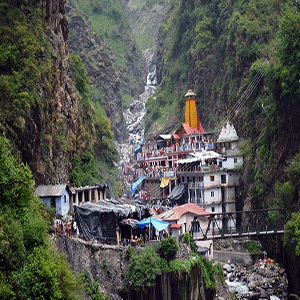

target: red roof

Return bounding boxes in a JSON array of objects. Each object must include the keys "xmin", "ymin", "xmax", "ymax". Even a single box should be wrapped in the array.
[
  {"xmin": 179, "ymin": 121, "xmax": 204, "ymax": 136},
  {"xmin": 170, "ymin": 224, "xmax": 182, "ymax": 229},
  {"xmin": 159, "ymin": 203, "xmax": 209, "ymax": 221}
]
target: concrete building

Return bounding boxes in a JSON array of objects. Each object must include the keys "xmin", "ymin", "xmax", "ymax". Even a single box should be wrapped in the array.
[
  {"xmin": 35, "ymin": 184, "xmax": 109, "ymax": 216},
  {"xmin": 35, "ymin": 184, "xmax": 71, "ymax": 216}
]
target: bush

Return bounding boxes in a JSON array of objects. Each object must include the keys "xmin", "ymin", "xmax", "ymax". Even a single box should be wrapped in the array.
[
  {"xmin": 127, "ymin": 246, "xmax": 162, "ymax": 291},
  {"xmin": 182, "ymin": 232, "xmax": 198, "ymax": 253},
  {"xmin": 80, "ymin": 269, "xmax": 109, "ymax": 300},
  {"xmin": 283, "ymin": 211, "xmax": 300, "ymax": 257},
  {"xmin": 244, "ymin": 240, "xmax": 260, "ymax": 254},
  {"xmin": 156, "ymin": 236, "xmax": 178, "ymax": 261}
]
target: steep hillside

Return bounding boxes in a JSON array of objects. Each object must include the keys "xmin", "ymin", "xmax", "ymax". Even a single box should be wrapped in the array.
[
  {"xmin": 122, "ymin": 0, "xmax": 169, "ymax": 51},
  {"xmin": 66, "ymin": 8, "xmax": 128, "ymax": 142},
  {"xmin": 147, "ymin": 0, "xmax": 300, "ymax": 212},
  {"xmin": 66, "ymin": 0, "xmax": 146, "ymax": 127},
  {"xmin": 0, "ymin": 0, "xmax": 122, "ymax": 196}
]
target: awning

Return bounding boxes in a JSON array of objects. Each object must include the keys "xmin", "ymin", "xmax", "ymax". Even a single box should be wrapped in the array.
[
  {"xmin": 160, "ymin": 177, "xmax": 170, "ymax": 188},
  {"xmin": 135, "ymin": 217, "xmax": 169, "ymax": 232},
  {"xmin": 131, "ymin": 176, "xmax": 145, "ymax": 195},
  {"xmin": 170, "ymin": 224, "xmax": 182, "ymax": 229},
  {"xmin": 167, "ymin": 183, "xmax": 188, "ymax": 205},
  {"xmin": 130, "ymin": 139, "xmax": 143, "ymax": 154}
]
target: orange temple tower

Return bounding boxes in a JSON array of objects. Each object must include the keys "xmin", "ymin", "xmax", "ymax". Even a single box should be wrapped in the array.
[{"xmin": 184, "ymin": 90, "xmax": 203, "ymax": 132}]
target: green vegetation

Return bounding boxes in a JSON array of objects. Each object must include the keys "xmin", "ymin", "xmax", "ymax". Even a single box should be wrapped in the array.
[
  {"xmin": 182, "ymin": 232, "xmax": 198, "ymax": 253},
  {"xmin": 0, "ymin": 135, "xmax": 82, "ymax": 299},
  {"xmin": 126, "ymin": 237, "xmax": 218, "ymax": 293},
  {"xmin": 80, "ymin": 269, "xmax": 109, "ymax": 300},
  {"xmin": 127, "ymin": 246, "xmax": 162, "ymax": 291},
  {"xmin": 0, "ymin": 1, "xmax": 122, "ymax": 196},
  {"xmin": 156, "ymin": 236, "xmax": 178, "ymax": 261},
  {"xmin": 146, "ymin": 0, "xmax": 291, "ymax": 136},
  {"xmin": 283, "ymin": 212, "xmax": 300, "ymax": 258},
  {"xmin": 68, "ymin": 0, "xmax": 144, "ymax": 104},
  {"xmin": 244, "ymin": 240, "xmax": 260, "ymax": 254},
  {"xmin": 68, "ymin": 53, "xmax": 122, "ymax": 197}
]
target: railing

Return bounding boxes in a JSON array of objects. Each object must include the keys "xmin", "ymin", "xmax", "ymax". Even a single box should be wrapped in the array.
[
  {"xmin": 189, "ymin": 182, "xmax": 203, "ymax": 188},
  {"xmin": 178, "ymin": 164, "xmax": 220, "ymax": 173},
  {"xmin": 190, "ymin": 209, "xmax": 289, "ymax": 240}
]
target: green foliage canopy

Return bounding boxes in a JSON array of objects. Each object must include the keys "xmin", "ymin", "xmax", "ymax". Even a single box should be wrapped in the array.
[
  {"xmin": 0, "ymin": 135, "xmax": 82, "ymax": 299},
  {"xmin": 127, "ymin": 246, "xmax": 162, "ymax": 291},
  {"xmin": 156, "ymin": 236, "xmax": 178, "ymax": 261}
]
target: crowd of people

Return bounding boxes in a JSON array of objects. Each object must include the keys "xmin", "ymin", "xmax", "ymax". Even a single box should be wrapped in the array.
[{"xmin": 55, "ymin": 219, "xmax": 79, "ymax": 237}]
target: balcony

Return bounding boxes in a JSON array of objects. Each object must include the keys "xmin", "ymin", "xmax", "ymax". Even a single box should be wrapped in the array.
[{"xmin": 178, "ymin": 164, "xmax": 220, "ymax": 173}]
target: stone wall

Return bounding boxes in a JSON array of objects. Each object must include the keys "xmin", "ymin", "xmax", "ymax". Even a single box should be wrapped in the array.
[
  {"xmin": 214, "ymin": 250, "xmax": 264, "ymax": 265},
  {"xmin": 52, "ymin": 234, "xmax": 127, "ymax": 299},
  {"xmin": 52, "ymin": 234, "xmax": 215, "ymax": 300}
]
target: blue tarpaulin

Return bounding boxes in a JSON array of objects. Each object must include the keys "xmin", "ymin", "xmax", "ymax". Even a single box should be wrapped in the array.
[
  {"xmin": 130, "ymin": 139, "xmax": 143, "ymax": 154},
  {"xmin": 135, "ymin": 217, "xmax": 169, "ymax": 232},
  {"xmin": 131, "ymin": 176, "xmax": 145, "ymax": 195}
]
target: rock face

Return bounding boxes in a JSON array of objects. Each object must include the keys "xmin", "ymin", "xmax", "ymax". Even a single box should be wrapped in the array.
[
  {"xmin": 67, "ymin": 11, "xmax": 128, "ymax": 142},
  {"xmin": 66, "ymin": 3, "xmax": 148, "ymax": 143},
  {"xmin": 122, "ymin": 0, "xmax": 170, "ymax": 51},
  {"xmin": 16, "ymin": 0, "xmax": 83, "ymax": 185},
  {"xmin": 52, "ymin": 234, "xmax": 214, "ymax": 300}
]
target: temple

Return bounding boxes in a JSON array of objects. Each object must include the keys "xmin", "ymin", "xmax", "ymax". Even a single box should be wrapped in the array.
[{"xmin": 127, "ymin": 90, "xmax": 243, "ymax": 232}]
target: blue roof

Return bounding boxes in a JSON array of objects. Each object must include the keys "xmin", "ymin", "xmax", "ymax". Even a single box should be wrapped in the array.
[
  {"xmin": 131, "ymin": 176, "xmax": 145, "ymax": 195},
  {"xmin": 135, "ymin": 217, "xmax": 169, "ymax": 232}
]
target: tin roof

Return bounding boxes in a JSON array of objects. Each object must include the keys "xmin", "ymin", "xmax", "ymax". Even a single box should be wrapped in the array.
[{"xmin": 35, "ymin": 184, "xmax": 67, "ymax": 197}]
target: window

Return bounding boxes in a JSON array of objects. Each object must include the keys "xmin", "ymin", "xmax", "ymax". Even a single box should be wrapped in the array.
[
  {"xmin": 221, "ymin": 174, "xmax": 226, "ymax": 184},
  {"xmin": 210, "ymin": 176, "xmax": 214, "ymax": 182},
  {"xmin": 64, "ymin": 195, "xmax": 67, "ymax": 203},
  {"xmin": 234, "ymin": 158, "xmax": 238, "ymax": 163},
  {"xmin": 211, "ymin": 191, "xmax": 214, "ymax": 197},
  {"xmin": 212, "ymin": 207, "xmax": 215, "ymax": 212}
]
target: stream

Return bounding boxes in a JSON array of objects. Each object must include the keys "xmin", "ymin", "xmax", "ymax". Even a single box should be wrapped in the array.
[{"xmin": 117, "ymin": 47, "xmax": 157, "ymax": 199}]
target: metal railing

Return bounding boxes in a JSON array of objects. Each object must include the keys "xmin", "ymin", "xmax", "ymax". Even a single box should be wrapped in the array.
[{"xmin": 190, "ymin": 209, "xmax": 289, "ymax": 240}]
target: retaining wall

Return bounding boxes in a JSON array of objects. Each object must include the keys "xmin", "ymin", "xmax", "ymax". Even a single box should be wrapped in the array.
[{"xmin": 214, "ymin": 250, "xmax": 264, "ymax": 265}]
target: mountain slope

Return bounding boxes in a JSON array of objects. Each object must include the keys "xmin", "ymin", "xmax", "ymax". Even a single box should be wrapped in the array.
[
  {"xmin": 0, "ymin": 0, "xmax": 122, "ymax": 196},
  {"xmin": 66, "ymin": 0, "xmax": 147, "ymax": 143},
  {"xmin": 146, "ymin": 0, "xmax": 300, "ymax": 212}
]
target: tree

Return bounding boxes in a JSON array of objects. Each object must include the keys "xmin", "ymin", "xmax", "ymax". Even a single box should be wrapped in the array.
[
  {"xmin": 283, "ymin": 212, "xmax": 300, "ymax": 257},
  {"xmin": 156, "ymin": 236, "xmax": 178, "ymax": 261},
  {"xmin": 127, "ymin": 246, "xmax": 162, "ymax": 291}
]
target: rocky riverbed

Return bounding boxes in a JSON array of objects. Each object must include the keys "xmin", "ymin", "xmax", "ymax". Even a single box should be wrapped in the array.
[{"xmin": 222, "ymin": 260, "xmax": 288, "ymax": 300}]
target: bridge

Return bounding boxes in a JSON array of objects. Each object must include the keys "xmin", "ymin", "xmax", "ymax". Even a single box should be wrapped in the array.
[{"xmin": 190, "ymin": 209, "xmax": 289, "ymax": 241}]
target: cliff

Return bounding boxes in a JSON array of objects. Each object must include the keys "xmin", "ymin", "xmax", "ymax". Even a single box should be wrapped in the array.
[
  {"xmin": 0, "ymin": 0, "xmax": 121, "ymax": 190},
  {"xmin": 52, "ymin": 234, "xmax": 216, "ymax": 300},
  {"xmin": 66, "ymin": 0, "xmax": 148, "ymax": 142},
  {"xmin": 122, "ymin": 0, "xmax": 170, "ymax": 52},
  {"xmin": 67, "ymin": 9, "xmax": 128, "ymax": 142},
  {"xmin": 0, "ymin": 0, "xmax": 83, "ymax": 184}
]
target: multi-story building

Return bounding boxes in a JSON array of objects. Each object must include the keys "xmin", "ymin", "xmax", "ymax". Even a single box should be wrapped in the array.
[{"xmin": 131, "ymin": 91, "xmax": 243, "ymax": 228}]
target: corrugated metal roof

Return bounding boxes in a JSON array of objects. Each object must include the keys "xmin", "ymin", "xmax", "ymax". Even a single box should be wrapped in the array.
[{"xmin": 35, "ymin": 184, "xmax": 67, "ymax": 197}]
